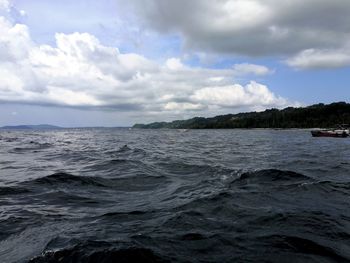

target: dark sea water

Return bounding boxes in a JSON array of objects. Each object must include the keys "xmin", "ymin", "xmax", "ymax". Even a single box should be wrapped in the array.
[{"xmin": 0, "ymin": 128, "xmax": 349, "ymax": 263}]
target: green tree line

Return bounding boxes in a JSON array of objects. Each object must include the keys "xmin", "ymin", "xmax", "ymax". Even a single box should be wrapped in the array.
[{"xmin": 133, "ymin": 102, "xmax": 350, "ymax": 129}]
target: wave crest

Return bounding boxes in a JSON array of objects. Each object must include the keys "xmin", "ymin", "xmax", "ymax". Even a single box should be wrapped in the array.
[
  {"xmin": 232, "ymin": 169, "xmax": 310, "ymax": 186},
  {"xmin": 29, "ymin": 241, "xmax": 169, "ymax": 263}
]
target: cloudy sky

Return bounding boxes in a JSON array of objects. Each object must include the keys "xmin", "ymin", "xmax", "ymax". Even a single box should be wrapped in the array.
[{"xmin": 0, "ymin": 0, "xmax": 349, "ymax": 126}]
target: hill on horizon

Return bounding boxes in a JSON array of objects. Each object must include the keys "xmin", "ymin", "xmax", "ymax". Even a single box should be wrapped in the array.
[{"xmin": 133, "ymin": 102, "xmax": 350, "ymax": 129}]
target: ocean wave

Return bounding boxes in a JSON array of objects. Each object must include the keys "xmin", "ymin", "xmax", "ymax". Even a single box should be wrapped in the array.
[
  {"xmin": 230, "ymin": 169, "xmax": 311, "ymax": 187},
  {"xmin": 0, "ymin": 186, "xmax": 30, "ymax": 196},
  {"xmin": 29, "ymin": 241, "xmax": 169, "ymax": 263},
  {"xmin": 101, "ymin": 210, "xmax": 150, "ymax": 218},
  {"xmin": 0, "ymin": 136, "xmax": 19, "ymax": 142},
  {"xmin": 10, "ymin": 142, "xmax": 54, "ymax": 153},
  {"xmin": 30, "ymin": 172, "xmax": 109, "ymax": 187},
  {"xmin": 260, "ymin": 234, "xmax": 349, "ymax": 262},
  {"xmin": 114, "ymin": 145, "xmax": 147, "ymax": 158},
  {"xmin": 24, "ymin": 172, "xmax": 168, "ymax": 193},
  {"xmin": 1, "ymin": 129, "xmax": 349, "ymax": 262},
  {"xmin": 300, "ymin": 180, "xmax": 350, "ymax": 192}
]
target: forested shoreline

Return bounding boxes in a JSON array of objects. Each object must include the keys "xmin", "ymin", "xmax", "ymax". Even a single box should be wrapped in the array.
[{"xmin": 133, "ymin": 102, "xmax": 350, "ymax": 129}]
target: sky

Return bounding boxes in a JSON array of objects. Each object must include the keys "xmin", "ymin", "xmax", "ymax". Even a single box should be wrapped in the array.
[{"xmin": 0, "ymin": 0, "xmax": 349, "ymax": 127}]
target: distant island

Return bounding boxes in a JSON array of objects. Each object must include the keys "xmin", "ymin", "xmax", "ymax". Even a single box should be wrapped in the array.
[
  {"xmin": 133, "ymin": 102, "xmax": 350, "ymax": 129},
  {"xmin": 1, "ymin": 124, "xmax": 62, "ymax": 130}
]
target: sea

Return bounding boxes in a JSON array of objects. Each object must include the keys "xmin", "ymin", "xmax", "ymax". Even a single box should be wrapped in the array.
[{"xmin": 0, "ymin": 128, "xmax": 349, "ymax": 263}]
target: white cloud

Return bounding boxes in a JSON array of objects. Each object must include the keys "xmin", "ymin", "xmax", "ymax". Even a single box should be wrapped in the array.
[
  {"xmin": 165, "ymin": 58, "xmax": 186, "ymax": 71},
  {"xmin": 191, "ymin": 81, "xmax": 287, "ymax": 108},
  {"xmin": 0, "ymin": 16, "xmax": 295, "ymax": 119},
  {"xmin": 0, "ymin": 17, "xmax": 32, "ymax": 61},
  {"xmin": 0, "ymin": 0, "xmax": 10, "ymax": 12},
  {"xmin": 164, "ymin": 102, "xmax": 204, "ymax": 111},
  {"xmin": 233, "ymin": 63, "xmax": 273, "ymax": 76},
  {"xmin": 286, "ymin": 48, "xmax": 350, "ymax": 69},
  {"xmin": 126, "ymin": 0, "xmax": 350, "ymax": 69}
]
